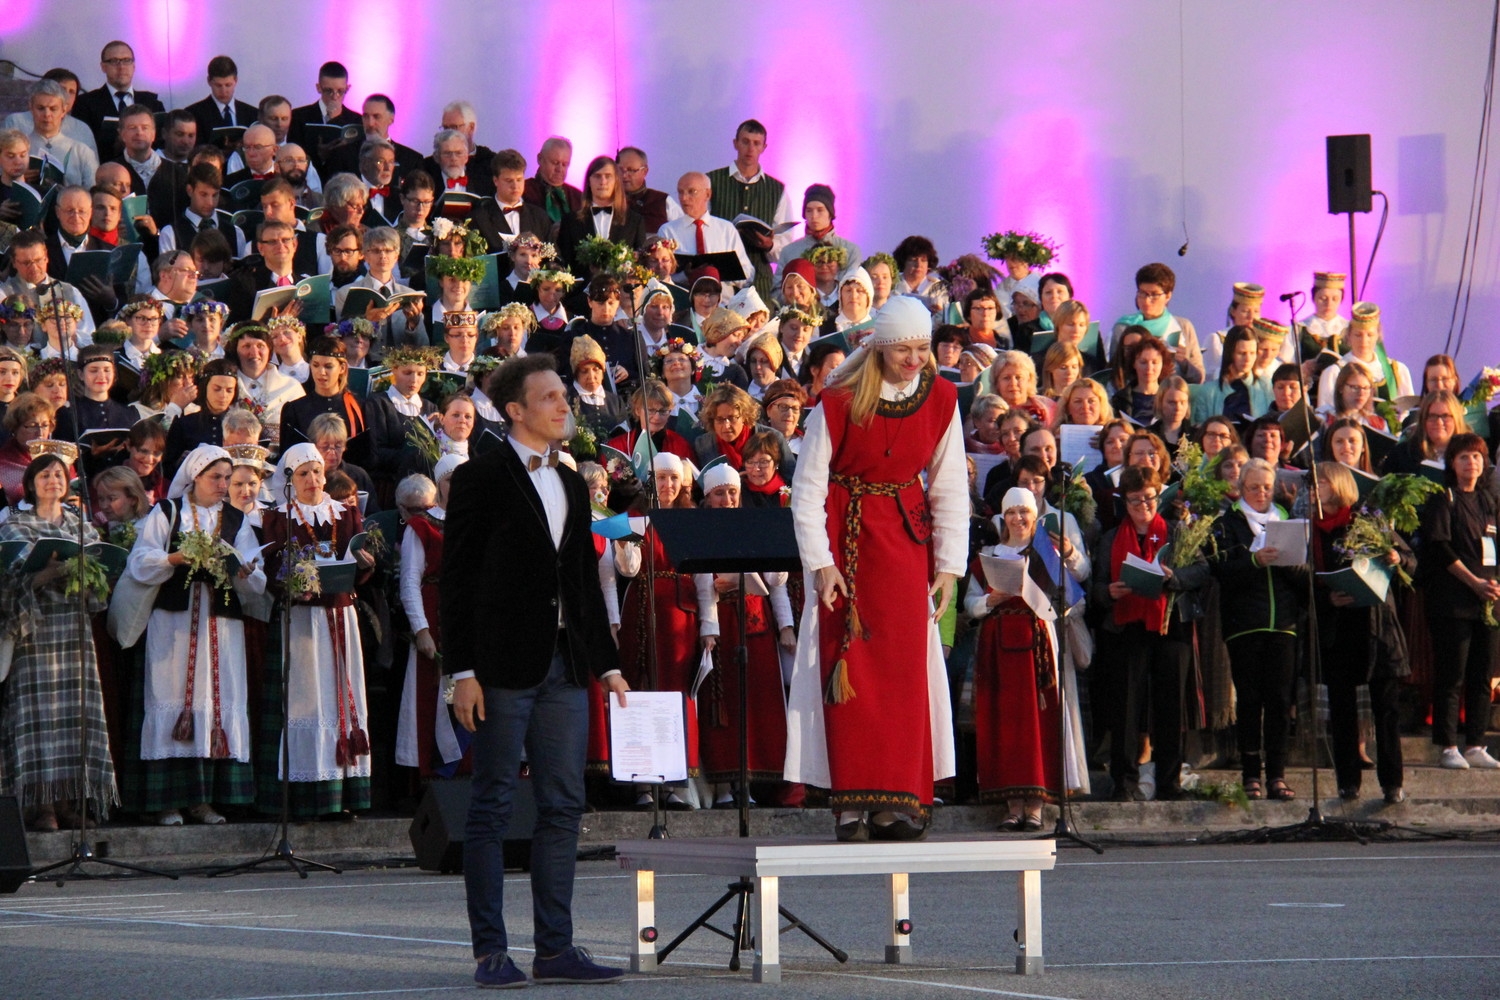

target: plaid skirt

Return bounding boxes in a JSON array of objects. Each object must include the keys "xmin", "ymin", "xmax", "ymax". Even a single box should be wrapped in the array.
[{"xmin": 0, "ymin": 587, "xmax": 119, "ymax": 815}]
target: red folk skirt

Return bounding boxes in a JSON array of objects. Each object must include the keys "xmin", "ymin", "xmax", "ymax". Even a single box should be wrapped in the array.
[
  {"xmin": 973, "ymin": 598, "xmax": 1062, "ymax": 802},
  {"xmin": 700, "ymin": 592, "xmax": 786, "ymax": 783}
]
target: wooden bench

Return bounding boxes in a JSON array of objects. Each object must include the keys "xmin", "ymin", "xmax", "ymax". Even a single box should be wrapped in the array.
[{"xmin": 615, "ymin": 835, "xmax": 1057, "ymax": 984}]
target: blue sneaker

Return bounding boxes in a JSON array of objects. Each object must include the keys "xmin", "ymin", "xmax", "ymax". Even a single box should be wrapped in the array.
[
  {"xmin": 531, "ymin": 946, "xmax": 624, "ymax": 984},
  {"xmin": 475, "ymin": 953, "xmax": 528, "ymax": 989}
]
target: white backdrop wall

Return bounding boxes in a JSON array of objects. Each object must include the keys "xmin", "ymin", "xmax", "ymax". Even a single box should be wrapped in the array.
[{"xmin": 4, "ymin": 0, "xmax": 1497, "ymax": 367}]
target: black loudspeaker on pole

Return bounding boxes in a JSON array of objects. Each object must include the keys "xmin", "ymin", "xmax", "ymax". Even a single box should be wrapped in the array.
[{"xmin": 1326, "ymin": 134, "xmax": 1373, "ymax": 215}]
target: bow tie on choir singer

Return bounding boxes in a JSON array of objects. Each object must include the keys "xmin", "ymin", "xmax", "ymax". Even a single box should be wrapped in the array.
[
  {"xmin": 527, "ymin": 449, "xmax": 560, "ymax": 471},
  {"xmin": 447, "ymin": 176, "xmax": 466, "ymax": 189}
]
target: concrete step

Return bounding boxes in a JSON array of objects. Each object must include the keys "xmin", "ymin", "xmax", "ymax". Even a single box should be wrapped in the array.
[
  {"xmin": 20, "ymin": 797, "xmax": 1500, "ymax": 869},
  {"xmin": 1188, "ymin": 763, "xmax": 1500, "ymax": 798}
]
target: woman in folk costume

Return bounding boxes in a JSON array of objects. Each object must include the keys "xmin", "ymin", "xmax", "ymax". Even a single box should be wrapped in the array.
[
  {"xmin": 964, "ymin": 487, "xmax": 1088, "ymax": 831},
  {"xmin": 261, "ymin": 443, "xmax": 375, "ymax": 817},
  {"xmin": 1314, "ymin": 302, "xmax": 1414, "ymax": 420},
  {"xmin": 614, "ymin": 450, "xmax": 702, "ymax": 809},
  {"xmin": 786, "ymin": 296, "xmax": 969, "ymax": 842},
  {"xmin": 394, "ymin": 462, "xmax": 472, "ymax": 778},
  {"xmin": 697, "ymin": 464, "xmax": 797, "ymax": 807},
  {"xmin": 0, "ymin": 452, "xmax": 117, "ymax": 831},
  {"xmin": 125, "ymin": 444, "xmax": 267, "ymax": 825}
]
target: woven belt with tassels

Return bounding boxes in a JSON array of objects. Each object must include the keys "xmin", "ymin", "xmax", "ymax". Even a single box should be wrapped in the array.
[{"xmin": 823, "ymin": 472, "xmax": 919, "ymax": 705}]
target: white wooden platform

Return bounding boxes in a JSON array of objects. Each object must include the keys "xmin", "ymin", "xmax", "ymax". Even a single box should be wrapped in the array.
[{"xmin": 615, "ymin": 835, "xmax": 1057, "ymax": 983}]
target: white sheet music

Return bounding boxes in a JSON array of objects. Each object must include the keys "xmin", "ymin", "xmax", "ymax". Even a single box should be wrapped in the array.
[{"xmin": 609, "ymin": 691, "xmax": 689, "ymax": 783}]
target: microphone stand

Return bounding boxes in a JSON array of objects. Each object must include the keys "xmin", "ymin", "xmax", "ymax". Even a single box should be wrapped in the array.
[
  {"xmin": 31, "ymin": 299, "xmax": 176, "ymax": 883},
  {"xmin": 1031, "ymin": 528, "xmax": 1101, "ymax": 854},
  {"xmin": 1207, "ymin": 291, "xmax": 1387, "ymax": 845},
  {"xmin": 210, "ymin": 478, "xmax": 341, "ymax": 877}
]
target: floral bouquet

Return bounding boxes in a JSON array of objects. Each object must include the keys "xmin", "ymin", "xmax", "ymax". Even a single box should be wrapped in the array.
[
  {"xmin": 108, "ymin": 519, "xmax": 137, "ymax": 551},
  {"xmin": 277, "ymin": 541, "xmax": 323, "ymax": 601},
  {"xmin": 61, "ymin": 553, "xmax": 110, "ymax": 603},
  {"xmin": 177, "ymin": 528, "xmax": 235, "ymax": 602},
  {"xmin": 575, "ymin": 236, "xmax": 637, "ymax": 275}
]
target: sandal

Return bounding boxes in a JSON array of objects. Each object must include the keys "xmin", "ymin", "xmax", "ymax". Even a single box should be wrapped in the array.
[
  {"xmin": 1268, "ymin": 779, "xmax": 1296, "ymax": 801},
  {"xmin": 997, "ymin": 814, "xmax": 1023, "ymax": 832},
  {"xmin": 1243, "ymin": 779, "xmax": 1265, "ymax": 800}
]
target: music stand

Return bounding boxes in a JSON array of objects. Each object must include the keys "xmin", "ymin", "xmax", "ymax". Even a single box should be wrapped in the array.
[{"xmin": 646, "ymin": 508, "xmax": 847, "ymax": 972}]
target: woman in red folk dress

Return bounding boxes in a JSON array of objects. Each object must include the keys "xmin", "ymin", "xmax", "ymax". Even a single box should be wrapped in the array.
[
  {"xmin": 786, "ymin": 296, "xmax": 970, "ymax": 842},
  {"xmin": 615, "ymin": 451, "xmax": 701, "ymax": 809},
  {"xmin": 964, "ymin": 487, "xmax": 1089, "ymax": 831},
  {"xmin": 697, "ymin": 464, "xmax": 796, "ymax": 807}
]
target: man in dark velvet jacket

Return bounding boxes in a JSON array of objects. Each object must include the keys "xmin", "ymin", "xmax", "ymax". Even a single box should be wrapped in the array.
[{"xmin": 441, "ymin": 353, "xmax": 627, "ymax": 987}]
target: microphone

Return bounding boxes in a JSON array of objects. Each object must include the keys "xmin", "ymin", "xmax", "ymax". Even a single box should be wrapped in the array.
[
  {"xmin": 1279, "ymin": 292, "xmax": 1299, "ymax": 302},
  {"xmin": 1176, "ymin": 241, "xmax": 1189, "ymax": 257}
]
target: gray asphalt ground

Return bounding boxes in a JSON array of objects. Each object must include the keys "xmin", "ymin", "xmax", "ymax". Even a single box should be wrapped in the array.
[{"xmin": 3, "ymin": 841, "xmax": 1499, "ymax": 1000}]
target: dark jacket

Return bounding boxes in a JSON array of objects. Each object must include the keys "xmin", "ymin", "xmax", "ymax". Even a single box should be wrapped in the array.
[
  {"xmin": 1091, "ymin": 519, "xmax": 1210, "ymax": 633},
  {"xmin": 439, "ymin": 438, "xmax": 618, "ymax": 687},
  {"xmin": 1419, "ymin": 482, "xmax": 1500, "ymax": 620},
  {"xmin": 1313, "ymin": 516, "xmax": 1413, "ymax": 682},
  {"xmin": 471, "ymin": 198, "xmax": 554, "ymax": 256},
  {"xmin": 555, "ymin": 209, "xmax": 647, "ymax": 276},
  {"xmin": 1207, "ymin": 506, "xmax": 1307, "ymax": 640}
]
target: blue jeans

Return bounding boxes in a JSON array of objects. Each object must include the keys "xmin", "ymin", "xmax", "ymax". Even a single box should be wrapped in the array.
[{"xmin": 464, "ymin": 651, "xmax": 588, "ymax": 959}]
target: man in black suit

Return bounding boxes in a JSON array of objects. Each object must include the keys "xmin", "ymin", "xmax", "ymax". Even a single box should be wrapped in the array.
[
  {"xmin": 441, "ymin": 354, "xmax": 627, "ymax": 988},
  {"xmin": 287, "ymin": 61, "xmax": 362, "ymax": 177},
  {"xmin": 471, "ymin": 149, "xmax": 553, "ymax": 251},
  {"xmin": 72, "ymin": 40, "xmax": 165, "ymax": 153},
  {"xmin": 425, "ymin": 129, "xmax": 495, "ymax": 198},
  {"xmin": 325, "ymin": 94, "xmax": 423, "ymax": 180},
  {"xmin": 225, "ymin": 219, "xmax": 304, "ymax": 322},
  {"xmin": 185, "ymin": 55, "xmax": 259, "ymax": 150}
]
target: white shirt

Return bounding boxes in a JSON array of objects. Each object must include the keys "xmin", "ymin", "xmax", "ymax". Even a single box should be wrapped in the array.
[
  {"xmin": 470, "ymin": 389, "xmax": 502, "ymax": 424},
  {"xmin": 385, "ymin": 386, "xmax": 424, "ymax": 417},
  {"xmin": 1316, "ymin": 350, "xmax": 1415, "ymax": 417},
  {"xmin": 27, "ymin": 131, "xmax": 99, "ymax": 187},
  {"xmin": 658, "ymin": 214, "xmax": 754, "ymax": 288},
  {"xmin": 441, "ymin": 352, "xmax": 472, "ymax": 374},
  {"xmin": 588, "ymin": 206, "xmax": 614, "ymax": 238},
  {"xmin": 159, "ymin": 210, "xmax": 249, "ymax": 257},
  {"xmin": 791, "ymin": 375, "xmax": 969, "ymax": 577},
  {"xmin": 123, "ymin": 148, "xmax": 164, "ymax": 190},
  {"xmin": 724, "ymin": 165, "xmax": 796, "ymax": 261},
  {"xmin": 121, "ymin": 340, "xmax": 159, "ymax": 369},
  {"xmin": 1305, "ymin": 314, "xmax": 1349, "ymax": 347},
  {"xmin": 576, "ymin": 387, "xmax": 607, "ymax": 407}
]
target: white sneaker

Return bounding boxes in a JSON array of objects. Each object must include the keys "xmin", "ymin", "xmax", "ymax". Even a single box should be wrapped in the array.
[
  {"xmin": 1463, "ymin": 746, "xmax": 1500, "ymax": 769},
  {"xmin": 1137, "ymin": 761, "xmax": 1157, "ymax": 801},
  {"xmin": 1439, "ymin": 747, "xmax": 1470, "ymax": 770},
  {"xmin": 156, "ymin": 809, "xmax": 184, "ymax": 826}
]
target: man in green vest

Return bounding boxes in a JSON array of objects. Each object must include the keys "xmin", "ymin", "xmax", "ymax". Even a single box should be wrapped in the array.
[{"xmin": 707, "ymin": 119, "xmax": 793, "ymax": 303}]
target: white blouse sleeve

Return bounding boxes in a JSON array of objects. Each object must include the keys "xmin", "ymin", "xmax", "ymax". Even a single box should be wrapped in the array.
[
  {"xmin": 399, "ymin": 525, "xmax": 428, "ymax": 632},
  {"xmin": 126, "ymin": 504, "xmax": 178, "ymax": 586},
  {"xmin": 1063, "ymin": 511, "xmax": 1091, "ymax": 582},
  {"xmin": 925, "ymin": 400, "xmax": 972, "ymax": 578},
  {"xmin": 767, "ymin": 575, "xmax": 794, "ymax": 629},
  {"xmin": 962, "ymin": 571, "xmax": 990, "ymax": 618},
  {"xmin": 230, "ymin": 513, "xmax": 267, "ymax": 597},
  {"xmin": 789, "ymin": 404, "xmax": 835, "ymax": 573},
  {"xmin": 614, "ymin": 539, "xmax": 642, "ymax": 578},
  {"xmin": 696, "ymin": 574, "xmax": 720, "ymax": 637},
  {"xmin": 599, "ymin": 542, "xmax": 622, "ymax": 627}
]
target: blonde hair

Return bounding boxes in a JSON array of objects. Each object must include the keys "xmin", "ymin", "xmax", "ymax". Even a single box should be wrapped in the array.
[
  {"xmin": 829, "ymin": 344, "xmax": 938, "ymax": 427},
  {"xmin": 1055, "ymin": 378, "xmax": 1114, "ymax": 428},
  {"xmin": 1041, "ymin": 341, "xmax": 1084, "ymax": 397},
  {"xmin": 1315, "ymin": 461, "xmax": 1358, "ymax": 510},
  {"xmin": 1054, "ymin": 299, "xmax": 1090, "ymax": 330}
]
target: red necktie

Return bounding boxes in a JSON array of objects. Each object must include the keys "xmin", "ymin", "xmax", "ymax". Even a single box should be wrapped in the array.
[
  {"xmin": 447, "ymin": 176, "xmax": 466, "ymax": 189},
  {"xmin": 276, "ymin": 274, "xmax": 293, "ymax": 287},
  {"xmin": 694, "ymin": 218, "xmax": 706, "ymax": 255},
  {"xmin": 369, "ymin": 185, "xmax": 389, "ymax": 198},
  {"xmin": 251, "ymin": 172, "xmax": 273, "ymax": 181}
]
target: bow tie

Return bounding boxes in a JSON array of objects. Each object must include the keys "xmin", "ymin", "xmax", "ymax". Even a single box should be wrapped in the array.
[
  {"xmin": 446, "ymin": 176, "xmax": 466, "ymax": 189},
  {"xmin": 369, "ymin": 185, "xmax": 390, "ymax": 198},
  {"xmin": 251, "ymin": 172, "xmax": 273, "ymax": 180},
  {"xmin": 591, "ymin": 206, "xmax": 611, "ymax": 216},
  {"xmin": 526, "ymin": 449, "xmax": 560, "ymax": 471},
  {"xmin": 500, "ymin": 204, "xmax": 522, "ymax": 214}
]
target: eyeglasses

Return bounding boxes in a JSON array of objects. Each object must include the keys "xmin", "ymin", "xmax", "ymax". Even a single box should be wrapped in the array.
[
  {"xmin": 645, "ymin": 407, "xmax": 671, "ymax": 417},
  {"xmin": 167, "ymin": 266, "xmax": 200, "ymax": 278},
  {"xmin": 103, "ymin": 57, "xmax": 136, "ymax": 66},
  {"xmin": 403, "ymin": 197, "xmax": 435, "ymax": 207},
  {"xmin": 744, "ymin": 457, "xmax": 775, "ymax": 470},
  {"xmin": 328, "ymin": 246, "xmax": 361, "ymax": 256},
  {"xmin": 259, "ymin": 237, "xmax": 296, "ymax": 247},
  {"xmin": 1425, "ymin": 412, "xmax": 1455, "ymax": 423},
  {"xmin": 711, "ymin": 415, "xmax": 741, "ymax": 425},
  {"xmin": 767, "ymin": 402, "xmax": 801, "ymax": 414},
  {"xmin": 1125, "ymin": 494, "xmax": 1160, "ymax": 508},
  {"xmin": 1137, "ymin": 290, "xmax": 1167, "ymax": 302}
]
